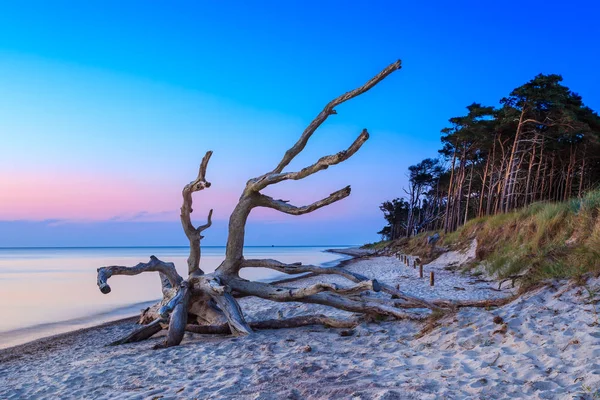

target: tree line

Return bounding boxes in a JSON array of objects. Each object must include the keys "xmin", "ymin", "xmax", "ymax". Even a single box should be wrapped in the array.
[{"xmin": 379, "ymin": 74, "xmax": 600, "ymax": 240}]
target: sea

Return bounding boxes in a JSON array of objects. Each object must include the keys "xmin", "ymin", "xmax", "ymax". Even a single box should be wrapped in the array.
[{"xmin": 0, "ymin": 245, "xmax": 351, "ymax": 349}]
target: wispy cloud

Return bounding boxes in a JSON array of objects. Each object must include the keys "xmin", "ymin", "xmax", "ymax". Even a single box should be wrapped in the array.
[{"xmin": 106, "ymin": 210, "xmax": 179, "ymax": 222}]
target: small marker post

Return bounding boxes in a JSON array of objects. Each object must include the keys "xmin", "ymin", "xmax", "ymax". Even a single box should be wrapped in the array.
[{"xmin": 430, "ymin": 271, "xmax": 435, "ymax": 286}]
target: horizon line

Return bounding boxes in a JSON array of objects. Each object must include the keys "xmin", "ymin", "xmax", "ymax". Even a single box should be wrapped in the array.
[{"xmin": 0, "ymin": 244, "xmax": 357, "ymax": 250}]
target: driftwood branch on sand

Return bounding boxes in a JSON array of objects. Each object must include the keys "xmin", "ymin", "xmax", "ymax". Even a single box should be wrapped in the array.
[{"xmin": 95, "ymin": 60, "xmax": 507, "ymax": 348}]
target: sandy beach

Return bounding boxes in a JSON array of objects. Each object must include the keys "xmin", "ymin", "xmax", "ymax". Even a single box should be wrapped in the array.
[{"xmin": 1, "ymin": 248, "xmax": 599, "ymax": 399}]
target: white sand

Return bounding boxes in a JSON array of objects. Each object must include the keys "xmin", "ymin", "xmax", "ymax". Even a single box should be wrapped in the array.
[{"xmin": 1, "ymin": 248, "xmax": 599, "ymax": 399}]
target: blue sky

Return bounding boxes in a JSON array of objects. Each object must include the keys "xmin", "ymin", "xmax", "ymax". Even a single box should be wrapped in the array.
[{"xmin": 1, "ymin": 1, "xmax": 599, "ymax": 246}]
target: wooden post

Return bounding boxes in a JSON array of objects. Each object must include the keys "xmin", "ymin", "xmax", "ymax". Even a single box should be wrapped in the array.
[
  {"xmin": 419, "ymin": 263, "xmax": 423, "ymax": 278},
  {"xmin": 430, "ymin": 271, "xmax": 435, "ymax": 286}
]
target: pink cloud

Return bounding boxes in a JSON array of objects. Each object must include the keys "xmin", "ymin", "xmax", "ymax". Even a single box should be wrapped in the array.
[
  {"xmin": 0, "ymin": 168, "xmax": 361, "ymax": 224},
  {"xmin": 0, "ymin": 170, "xmax": 221, "ymax": 221}
]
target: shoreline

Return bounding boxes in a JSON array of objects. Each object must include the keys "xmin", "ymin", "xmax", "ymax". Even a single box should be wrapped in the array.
[
  {"xmin": 1, "ymin": 247, "xmax": 598, "ymax": 399},
  {"xmin": 0, "ymin": 300, "xmax": 159, "ymax": 351},
  {"xmin": 0, "ymin": 316, "xmax": 138, "ymax": 364},
  {"xmin": 0, "ymin": 248, "xmax": 359, "ymax": 354}
]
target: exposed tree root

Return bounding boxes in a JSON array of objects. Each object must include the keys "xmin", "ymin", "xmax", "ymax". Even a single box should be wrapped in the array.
[
  {"xmin": 185, "ymin": 314, "xmax": 361, "ymax": 335},
  {"xmin": 109, "ymin": 318, "xmax": 166, "ymax": 346}
]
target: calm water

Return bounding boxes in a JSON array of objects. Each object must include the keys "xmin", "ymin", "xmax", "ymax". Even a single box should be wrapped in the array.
[{"xmin": 0, "ymin": 246, "xmax": 350, "ymax": 349}]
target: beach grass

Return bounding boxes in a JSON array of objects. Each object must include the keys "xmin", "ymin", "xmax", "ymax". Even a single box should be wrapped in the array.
[{"xmin": 373, "ymin": 189, "xmax": 600, "ymax": 290}]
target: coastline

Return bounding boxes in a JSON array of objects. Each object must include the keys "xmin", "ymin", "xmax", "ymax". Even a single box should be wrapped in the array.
[
  {"xmin": 0, "ymin": 316, "xmax": 138, "ymax": 364},
  {"xmin": 0, "ymin": 248, "xmax": 359, "ymax": 355},
  {"xmin": 0, "ymin": 245, "xmax": 349, "ymax": 351},
  {"xmin": 0, "ymin": 300, "xmax": 159, "ymax": 351},
  {"xmin": 2, "ymin": 248, "xmax": 599, "ymax": 399}
]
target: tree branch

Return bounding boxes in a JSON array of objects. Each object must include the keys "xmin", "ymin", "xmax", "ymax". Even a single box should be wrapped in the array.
[
  {"xmin": 181, "ymin": 150, "xmax": 213, "ymax": 275},
  {"xmin": 185, "ymin": 314, "xmax": 360, "ymax": 335},
  {"xmin": 271, "ymin": 60, "xmax": 401, "ymax": 174},
  {"xmin": 227, "ymin": 278, "xmax": 426, "ymax": 321},
  {"xmin": 240, "ymin": 259, "xmax": 441, "ymax": 310},
  {"xmin": 252, "ymin": 129, "xmax": 369, "ymax": 190},
  {"xmin": 96, "ymin": 256, "xmax": 183, "ymax": 296},
  {"xmin": 109, "ymin": 318, "xmax": 166, "ymax": 346},
  {"xmin": 197, "ymin": 209, "xmax": 213, "ymax": 234},
  {"xmin": 163, "ymin": 282, "xmax": 191, "ymax": 347},
  {"xmin": 273, "ymin": 280, "xmax": 379, "ymax": 299},
  {"xmin": 211, "ymin": 293, "xmax": 253, "ymax": 336},
  {"xmin": 256, "ymin": 186, "xmax": 351, "ymax": 215},
  {"xmin": 181, "ymin": 151, "xmax": 213, "ymax": 236},
  {"xmin": 192, "ymin": 276, "xmax": 253, "ymax": 335},
  {"xmin": 219, "ymin": 61, "xmax": 402, "ymax": 274}
]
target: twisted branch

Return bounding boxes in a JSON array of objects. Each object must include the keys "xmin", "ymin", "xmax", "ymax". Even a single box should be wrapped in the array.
[
  {"xmin": 181, "ymin": 150, "xmax": 213, "ymax": 275},
  {"xmin": 227, "ymin": 278, "xmax": 425, "ymax": 321},
  {"xmin": 218, "ymin": 61, "xmax": 403, "ymax": 275},
  {"xmin": 255, "ymin": 186, "xmax": 351, "ymax": 215},
  {"xmin": 192, "ymin": 276, "xmax": 253, "ymax": 335},
  {"xmin": 95, "ymin": 60, "xmax": 449, "ymax": 350},
  {"xmin": 240, "ymin": 259, "xmax": 441, "ymax": 310},
  {"xmin": 185, "ymin": 314, "xmax": 360, "ymax": 335},
  {"xmin": 271, "ymin": 60, "xmax": 401, "ymax": 174},
  {"xmin": 109, "ymin": 318, "xmax": 166, "ymax": 346},
  {"xmin": 96, "ymin": 256, "xmax": 182, "ymax": 296},
  {"xmin": 251, "ymin": 129, "xmax": 369, "ymax": 190}
]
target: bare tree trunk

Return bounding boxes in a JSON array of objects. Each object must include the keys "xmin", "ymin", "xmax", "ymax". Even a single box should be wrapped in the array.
[
  {"xmin": 501, "ymin": 107, "xmax": 526, "ymax": 213},
  {"xmin": 444, "ymin": 146, "xmax": 458, "ymax": 233},
  {"xmin": 478, "ymin": 151, "xmax": 490, "ymax": 218},
  {"xmin": 524, "ymin": 133, "xmax": 538, "ymax": 207},
  {"xmin": 464, "ymin": 162, "xmax": 474, "ymax": 225},
  {"xmin": 454, "ymin": 151, "xmax": 466, "ymax": 230},
  {"xmin": 548, "ymin": 153, "xmax": 556, "ymax": 201},
  {"xmin": 578, "ymin": 145, "xmax": 587, "ymax": 198},
  {"xmin": 533, "ymin": 138, "xmax": 545, "ymax": 202},
  {"xmin": 485, "ymin": 137, "xmax": 499, "ymax": 216}
]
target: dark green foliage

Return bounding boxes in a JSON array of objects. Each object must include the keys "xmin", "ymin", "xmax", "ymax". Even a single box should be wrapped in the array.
[{"xmin": 378, "ymin": 73, "xmax": 600, "ymax": 240}]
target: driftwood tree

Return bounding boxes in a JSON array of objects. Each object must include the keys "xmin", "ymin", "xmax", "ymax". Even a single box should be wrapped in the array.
[{"xmin": 96, "ymin": 60, "xmax": 446, "ymax": 348}]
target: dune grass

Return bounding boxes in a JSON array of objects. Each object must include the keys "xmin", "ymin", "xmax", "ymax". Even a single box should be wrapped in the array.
[{"xmin": 373, "ymin": 190, "xmax": 600, "ymax": 290}]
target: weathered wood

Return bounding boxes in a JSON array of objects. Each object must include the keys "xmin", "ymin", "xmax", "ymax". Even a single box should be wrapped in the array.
[
  {"xmin": 185, "ymin": 314, "xmax": 360, "ymax": 335},
  {"xmin": 164, "ymin": 282, "xmax": 191, "ymax": 347},
  {"xmin": 97, "ymin": 256, "xmax": 182, "ymax": 296},
  {"xmin": 93, "ymin": 60, "xmax": 460, "ymax": 348},
  {"xmin": 181, "ymin": 150, "xmax": 213, "ymax": 275},
  {"xmin": 240, "ymin": 258, "xmax": 440, "ymax": 310},
  {"xmin": 109, "ymin": 318, "xmax": 165, "ymax": 346},
  {"xmin": 255, "ymin": 186, "xmax": 352, "ymax": 216},
  {"xmin": 211, "ymin": 292, "xmax": 253, "ymax": 336},
  {"xmin": 217, "ymin": 62, "xmax": 402, "ymax": 276},
  {"xmin": 270, "ymin": 60, "xmax": 401, "ymax": 175},
  {"xmin": 227, "ymin": 278, "xmax": 426, "ymax": 321}
]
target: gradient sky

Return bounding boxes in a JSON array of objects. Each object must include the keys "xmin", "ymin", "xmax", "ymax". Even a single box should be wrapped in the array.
[{"xmin": 1, "ymin": 1, "xmax": 599, "ymax": 246}]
